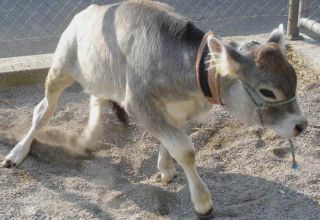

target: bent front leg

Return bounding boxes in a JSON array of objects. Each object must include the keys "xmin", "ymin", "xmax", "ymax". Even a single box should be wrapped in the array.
[
  {"xmin": 157, "ymin": 144, "xmax": 177, "ymax": 183},
  {"xmin": 160, "ymin": 132, "xmax": 213, "ymax": 216},
  {"xmin": 125, "ymin": 88, "xmax": 213, "ymax": 216}
]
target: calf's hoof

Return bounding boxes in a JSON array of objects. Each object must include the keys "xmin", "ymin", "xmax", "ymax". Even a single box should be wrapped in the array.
[
  {"xmin": 195, "ymin": 208, "xmax": 214, "ymax": 220},
  {"xmin": 160, "ymin": 172, "xmax": 177, "ymax": 184},
  {"xmin": 1, "ymin": 159, "xmax": 17, "ymax": 168}
]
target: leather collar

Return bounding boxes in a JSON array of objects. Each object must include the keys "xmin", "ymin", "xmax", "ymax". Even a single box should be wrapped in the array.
[{"xmin": 195, "ymin": 31, "xmax": 223, "ymax": 105}]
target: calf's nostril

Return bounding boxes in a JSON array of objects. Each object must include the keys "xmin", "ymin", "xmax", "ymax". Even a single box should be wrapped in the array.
[
  {"xmin": 295, "ymin": 124, "xmax": 304, "ymax": 133},
  {"xmin": 295, "ymin": 120, "xmax": 308, "ymax": 134}
]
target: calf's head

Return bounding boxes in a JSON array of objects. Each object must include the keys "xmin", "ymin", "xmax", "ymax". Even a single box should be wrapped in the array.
[{"xmin": 207, "ymin": 25, "xmax": 307, "ymax": 138}]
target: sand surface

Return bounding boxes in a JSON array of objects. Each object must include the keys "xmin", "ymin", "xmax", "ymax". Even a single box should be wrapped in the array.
[{"xmin": 0, "ymin": 48, "xmax": 320, "ymax": 219}]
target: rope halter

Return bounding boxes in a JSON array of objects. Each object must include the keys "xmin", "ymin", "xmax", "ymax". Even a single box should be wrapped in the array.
[{"xmin": 241, "ymin": 80, "xmax": 297, "ymax": 113}]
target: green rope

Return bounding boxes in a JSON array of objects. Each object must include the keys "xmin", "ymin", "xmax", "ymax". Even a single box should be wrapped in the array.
[
  {"xmin": 241, "ymin": 80, "xmax": 296, "ymax": 113},
  {"xmin": 241, "ymin": 80, "xmax": 299, "ymax": 170}
]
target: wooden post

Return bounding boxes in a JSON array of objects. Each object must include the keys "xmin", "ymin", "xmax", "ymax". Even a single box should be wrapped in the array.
[
  {"xmin": 299, "ymin": 0, "xmax": 309, "ymax": 19},
  {"xmin": 287, "ymin": 0, "xmax": 300, "ymax": 40}
]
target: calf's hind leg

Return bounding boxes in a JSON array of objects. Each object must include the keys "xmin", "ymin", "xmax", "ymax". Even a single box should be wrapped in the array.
[
  {"xmin": 1, "ymin": 70, "xmax": 74, "ymax": 168},
  {"xmin": 76, "ymin": 95, "xmax": 107, "ymax": 153}
]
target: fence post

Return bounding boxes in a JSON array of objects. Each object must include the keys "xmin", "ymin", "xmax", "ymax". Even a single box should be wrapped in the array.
[
  {"xmin": 287, "ymin": 0, "xmax": 300, "ymax": 40},
  {"xmin": 299, "ymin": 0, "xmax": 309, "ymax": 19}
]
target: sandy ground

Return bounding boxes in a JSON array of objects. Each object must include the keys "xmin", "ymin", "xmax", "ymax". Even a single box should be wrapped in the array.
[{"xmin": 0, "ymin": 46, "xmax": 320, "ymax": 219}]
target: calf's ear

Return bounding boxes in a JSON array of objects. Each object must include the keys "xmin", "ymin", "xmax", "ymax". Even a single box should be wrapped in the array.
[
  {"xmin": 266, "ymin": 24, "xmax": 286, "ymax": 50},
  {"xmin": 207, "ymin": 36, "xmax": 248, "ymax": 77}
]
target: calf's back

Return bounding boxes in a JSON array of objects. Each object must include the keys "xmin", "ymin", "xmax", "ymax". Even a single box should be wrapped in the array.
[{"xmin": 54, "ymin": 1, "xmax": 205, "ymax": 108}]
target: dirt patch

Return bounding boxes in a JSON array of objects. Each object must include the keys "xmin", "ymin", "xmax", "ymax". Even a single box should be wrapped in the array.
[{"xmin": 0, "ymin": 46, "xmax": 320, "ymax": 219}]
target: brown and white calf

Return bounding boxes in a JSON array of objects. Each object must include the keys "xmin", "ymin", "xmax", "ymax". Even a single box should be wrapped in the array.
[{"xmin": 2, "ymin": 0, "xmax": 307, "ymax": 218}]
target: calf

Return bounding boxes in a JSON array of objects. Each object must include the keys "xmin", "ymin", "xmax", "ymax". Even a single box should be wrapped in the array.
[{"xmin": 2, "ymin": 0, "xmax": 307, "ymax": 218}]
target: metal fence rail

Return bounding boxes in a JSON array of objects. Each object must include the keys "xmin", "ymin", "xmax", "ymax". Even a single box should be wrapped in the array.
[
  {"xmin": 300, "ymin": 0, "xmax": 320, "ymax": 38},
  {"xmin": 0, "ymin": 0, "xmax": 290, "ymax": 58}
]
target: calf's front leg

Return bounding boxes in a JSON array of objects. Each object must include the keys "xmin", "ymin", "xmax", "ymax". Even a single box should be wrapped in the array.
[
  {"xmin": 157, "ymin": 144, "xmax": 177, "ymax": 183},
  {"xmin": 159, "ymin": 132, "xmax": 213, "ymax": 216},
  {"xmin": 126, "ymin": 94, "xmax": 213, "ymax": 217}
]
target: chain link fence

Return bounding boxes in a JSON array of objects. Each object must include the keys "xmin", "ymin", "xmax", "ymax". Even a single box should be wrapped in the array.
[
  {"xmin": 0, "ymin": 0, "xmax": 290, "ymax": 58},
  {"xmin": 308, "ymin": 0, "xmax": 320, "ymax": 22}
]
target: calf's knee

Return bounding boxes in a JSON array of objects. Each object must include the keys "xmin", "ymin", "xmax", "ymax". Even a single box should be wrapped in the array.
[{"xmin": 176, "ymin": 150, "xmax": 196, "ymax": 167}]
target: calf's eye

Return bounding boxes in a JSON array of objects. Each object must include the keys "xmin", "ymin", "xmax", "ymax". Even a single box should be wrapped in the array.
[{"xmin": 259, "ymin": 89, "xmax": 276, "ymax": 99}]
